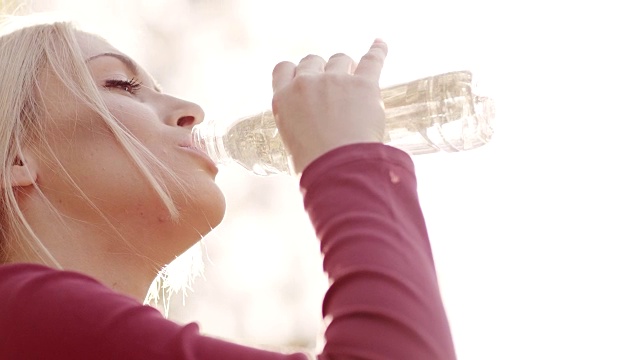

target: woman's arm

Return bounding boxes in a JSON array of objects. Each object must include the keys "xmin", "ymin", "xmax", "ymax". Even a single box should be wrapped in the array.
[{"xmin": 302, "ymin": 143, "xmax": 457, "ymax": 360}]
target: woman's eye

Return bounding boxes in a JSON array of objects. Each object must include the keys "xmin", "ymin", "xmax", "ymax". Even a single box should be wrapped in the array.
[{"xmin": 104, "ymin": 78, "xmax": 142, "ymax": 94}]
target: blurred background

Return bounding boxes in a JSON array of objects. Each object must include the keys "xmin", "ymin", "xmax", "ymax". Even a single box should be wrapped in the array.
[{"xmin": 2, "ymin": 0, "xmax": 639, "ymax": 359}]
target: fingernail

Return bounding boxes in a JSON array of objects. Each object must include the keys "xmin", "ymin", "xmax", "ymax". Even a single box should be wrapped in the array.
[{"xmin": 371, "ymin": 39, "xmax": 388, "ymax": 54}]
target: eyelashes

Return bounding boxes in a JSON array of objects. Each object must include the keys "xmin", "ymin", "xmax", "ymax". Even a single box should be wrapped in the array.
[{"xmin": 103, "ymin": 78, "xmax": 142, "ymax": 95}]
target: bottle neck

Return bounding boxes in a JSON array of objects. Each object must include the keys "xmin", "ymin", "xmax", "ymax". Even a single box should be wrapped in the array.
[{"xmin": 192, "ymin": 122, "xmax": 230, "ymax": 164}]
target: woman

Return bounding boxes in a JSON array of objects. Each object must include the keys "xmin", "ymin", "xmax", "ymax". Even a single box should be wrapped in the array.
[{"xmin": 0, "ymin": 18, "xmax": 456, "ymax": 360}]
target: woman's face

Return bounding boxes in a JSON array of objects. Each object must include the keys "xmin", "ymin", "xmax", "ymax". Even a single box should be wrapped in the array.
[{"xmin": 31, "ymin": 32, "xmax": 225, "ymax": 262}]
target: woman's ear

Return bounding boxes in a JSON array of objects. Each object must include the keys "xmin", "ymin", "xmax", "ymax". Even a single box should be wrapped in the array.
[{"xmin": 5, "ymin": 153, "xmax": 38, "ymax": 188}]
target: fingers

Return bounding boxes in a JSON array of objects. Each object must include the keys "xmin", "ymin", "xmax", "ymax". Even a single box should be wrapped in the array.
[
  {"xmin": 354, "ymin": 39, "xmax": 388, "ymax": 81},
  {"xmin": 325, "ymin": 53, "xmax": 356, "ymax": 74},
  {"xmin": 294, "ymin": 54, "xmax": 326, "ymax": 76},
  {"xmin": 273, "ymin": 39, "xmax": 388, "ymax": 92},
  {"xmin": 272, "ymin": 61, "xmax": 295, "ymax": 93},
  {"xmin": 272, "ymin": 55, "xmax": 327, "ymax": 93}
]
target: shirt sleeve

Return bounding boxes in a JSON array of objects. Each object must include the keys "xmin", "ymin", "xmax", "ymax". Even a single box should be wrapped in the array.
[{"xmin": 300, "ymin": 143, "xmax": 457, "ymax": 360}]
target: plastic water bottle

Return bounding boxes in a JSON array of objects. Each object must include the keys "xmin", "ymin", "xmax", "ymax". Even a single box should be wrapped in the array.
[{"xmin": 192, "ymin": 70, "xmax": 495, "ymax": 176}]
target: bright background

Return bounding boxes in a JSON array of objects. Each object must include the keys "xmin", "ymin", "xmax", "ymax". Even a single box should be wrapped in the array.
[{"xmin": 4, "ymin": 0, "xmax": 640, "ymax": 359}]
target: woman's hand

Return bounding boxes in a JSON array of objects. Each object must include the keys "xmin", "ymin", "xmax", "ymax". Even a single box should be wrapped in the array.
[{"xmin": 271, "ymin": 39, "xmax": 388, "ymax": 174}]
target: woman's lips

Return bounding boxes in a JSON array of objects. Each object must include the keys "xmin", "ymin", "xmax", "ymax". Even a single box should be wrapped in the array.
[{"xmin": 179, "ymin": 145, "xmax": 219, "ymax": 176}]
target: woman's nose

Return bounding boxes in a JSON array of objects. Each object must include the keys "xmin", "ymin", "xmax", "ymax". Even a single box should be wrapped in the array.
[{"xmin": 165, "ymin": 96, "xmax": 205, "ymax": 128}]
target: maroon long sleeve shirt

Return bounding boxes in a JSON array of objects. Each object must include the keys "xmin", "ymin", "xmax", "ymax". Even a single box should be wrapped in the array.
[{"xmin": 0, "ymin": 143, "xmax": 456, "ymax": 359}]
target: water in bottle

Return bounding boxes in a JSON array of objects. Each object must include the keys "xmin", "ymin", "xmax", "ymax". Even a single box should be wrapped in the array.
[{"xmin": 193, "ymin": 70, "xmax": 495, "ymax": 176}]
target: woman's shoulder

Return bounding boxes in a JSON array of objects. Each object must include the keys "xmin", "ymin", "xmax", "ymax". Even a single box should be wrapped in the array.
[
  {"xmin": 0, "ymin": 263, "xmax": 167, "ymax": 358},
  {"xmin": 0, "ymin": 262, "xmax": 104, "ymax": 291},
  {"xmin": 0, "ymin": 262, "xmax": 139, "ymax": 310},
  {"xmin": 0, "ymin": 263, "xmax": 312, "ymax": 359}
]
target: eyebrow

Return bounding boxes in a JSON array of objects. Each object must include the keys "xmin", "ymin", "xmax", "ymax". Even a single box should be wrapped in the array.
[{"xmin": 86, "ymin": 52, "xmax": 162, "ymax": 92}]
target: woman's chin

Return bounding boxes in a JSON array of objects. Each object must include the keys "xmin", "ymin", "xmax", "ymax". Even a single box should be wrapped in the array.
[{"xmin": 183, "ymin": 188, "xmax": 226, "ymax": 236}]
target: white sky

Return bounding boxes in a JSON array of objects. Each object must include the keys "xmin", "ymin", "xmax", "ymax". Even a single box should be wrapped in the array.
[{"xmin": 18, "ymin": 0, "xmax": 640, "ymax": 359}]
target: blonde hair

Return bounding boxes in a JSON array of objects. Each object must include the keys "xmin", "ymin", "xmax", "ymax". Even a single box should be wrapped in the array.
[{"xmin": 0, "ymin": 16, "xmax": 202, "ymax": 307}]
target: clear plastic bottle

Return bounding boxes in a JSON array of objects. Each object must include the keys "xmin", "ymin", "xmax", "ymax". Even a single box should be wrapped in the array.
[{"xmin": 193, "ymin": 70, "xmax": 495, "ymax": 176}]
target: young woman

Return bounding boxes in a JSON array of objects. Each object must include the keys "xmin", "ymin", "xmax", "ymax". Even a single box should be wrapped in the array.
[{"xmin": 0, "ymin": 18, "xmax": 456, "ymax": 359}]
